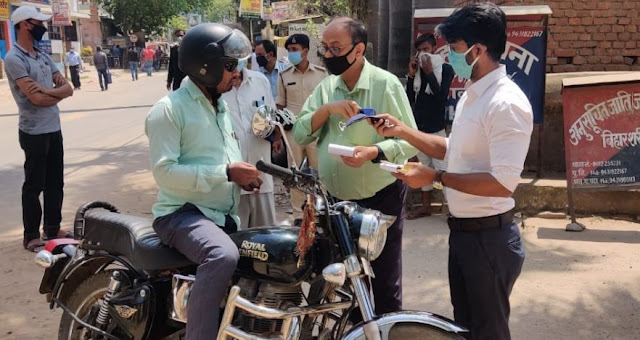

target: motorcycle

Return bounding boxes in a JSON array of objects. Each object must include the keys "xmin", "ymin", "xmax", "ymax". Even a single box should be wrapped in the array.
[{"xmin": 34, "ymin": 107, "xmax": 467, "ymax": 340}]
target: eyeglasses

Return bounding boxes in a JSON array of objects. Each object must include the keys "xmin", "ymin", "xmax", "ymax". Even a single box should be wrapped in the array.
[
  {"xmin": 222, "ymin": 58, "xmax": 238, "ymax": 72},
  {"xmin": 317, "ymin": 43, "xmax": 356, "ymax": 57}
]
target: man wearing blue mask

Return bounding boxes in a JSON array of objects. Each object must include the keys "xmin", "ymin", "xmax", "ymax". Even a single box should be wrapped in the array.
[
  {"xmin": 371, "ymin": 3, "xmax": 532, "ymax": 339},
  {"xmin": 276, "ymin": 34, "xmax": 327, "ymax": 214}
]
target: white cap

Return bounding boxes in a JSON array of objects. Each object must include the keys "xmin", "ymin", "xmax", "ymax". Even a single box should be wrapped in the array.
[{"xmin": 11, "ymin": 6, "xmax": 52, "ymax": 25}]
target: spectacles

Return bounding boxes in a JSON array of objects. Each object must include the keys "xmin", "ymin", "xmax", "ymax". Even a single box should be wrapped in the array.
[
  {"xmin": 317, "ymin": 43, "xmax": 356, "ymax": 57},
  {"xmin": 222, "ymin": 58, "xmax": 238, "ymax": 72}
]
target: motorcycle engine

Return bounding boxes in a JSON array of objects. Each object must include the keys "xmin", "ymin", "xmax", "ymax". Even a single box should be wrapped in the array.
[{"xmin": 234, "ymin": 278, "xmax": 304, "ymax": 336}]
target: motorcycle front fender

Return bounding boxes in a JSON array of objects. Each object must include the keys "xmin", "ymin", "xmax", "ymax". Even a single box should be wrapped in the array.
[{"xmin": 342, "ymin": 310, "xmax": 468, "ymax": 340}]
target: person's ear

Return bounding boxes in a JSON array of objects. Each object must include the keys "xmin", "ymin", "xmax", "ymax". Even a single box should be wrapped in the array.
[{"xmin": 356, "ymin": 42, "xmax": 366, "ymax": 58}]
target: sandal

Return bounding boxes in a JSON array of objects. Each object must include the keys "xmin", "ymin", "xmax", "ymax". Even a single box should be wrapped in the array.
[
  {"xmin": 405, "ymin": 209, "xmax": 432, "ymax": 220},
  {"xmin": 24, "ymin": 239, "xmax": 46, "ymax": 253},
  {"xmin": 42, "ymin": 229, "xmax": 74, "ymax": 241}
]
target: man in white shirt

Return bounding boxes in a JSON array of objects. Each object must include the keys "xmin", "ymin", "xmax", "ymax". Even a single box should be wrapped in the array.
[
  {"xmin": 65, "ymin": 47, "xmax": 83, "ymax": 90},
  {"xmin": 372, "ymin": 3, "xmax": 532, "ymax": 340},
  {"xmin": 221, "ymin": 59, "xmax": 277, "ymax": 229}
]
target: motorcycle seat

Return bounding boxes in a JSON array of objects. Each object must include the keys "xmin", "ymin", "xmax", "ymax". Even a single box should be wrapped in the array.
[{"xmin": 82, "ymin": 210, "xmax": 194, "ymax": 271}]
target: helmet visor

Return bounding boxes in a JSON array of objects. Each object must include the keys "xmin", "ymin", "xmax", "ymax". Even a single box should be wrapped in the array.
[{"xmin": 222, "ymin": 29, "xmax": 252, "ymax": 60}]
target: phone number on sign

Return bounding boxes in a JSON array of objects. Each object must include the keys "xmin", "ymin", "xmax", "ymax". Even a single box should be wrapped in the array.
[{"xmin": 508, "ymin": 30, "xmax": 544, "ymax": 38}]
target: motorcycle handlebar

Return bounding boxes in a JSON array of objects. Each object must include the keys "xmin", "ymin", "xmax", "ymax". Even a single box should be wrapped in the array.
[{"xmin": 256, "ymin": 160, "xmax": 295, "ymax": 182}]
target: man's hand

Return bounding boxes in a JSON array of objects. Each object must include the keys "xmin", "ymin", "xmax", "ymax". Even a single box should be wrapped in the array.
[
  {"xmin": 53, "ymin": 72, "xmax": 67, "ymax": 88},
  {"xmin": 26, "ymin": 80, "xmax": 45, "ymax": 94},
  {"xmin": 392, "ymin": 162, "xmax": 436, "ymax": 189},
  {"xmin": 340, "ymin": 146, "xmax": 378, "ymax": 168},
  {"xmin": 419, "ymin": 54, "xmax": 433, "ymax": 74},
  {"xmin": 371, "ymin": 114, "xmax": 408, "ymax": 139},
  {"xmin": 408, "ymin": 57, "xmax": 418, "ymax": 78},
  {"xmin": 272, "ymin": 139, "xmax": 283, "ymax": 154},
  {"xmin": 323, "ymin": 100, "xmax": 360, "ymax": 120},
  {"xmin": 166, "ymin": 82, "xmax": 172, "ymax": 91},
  {"xmin": 228, "ymin": 162, "xmax": 262, "ymax": 186}
]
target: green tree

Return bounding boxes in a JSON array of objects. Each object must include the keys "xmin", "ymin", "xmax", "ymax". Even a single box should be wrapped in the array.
[
  {"xmin": 168, "ymin": 16, "xmax": 188, "ymax": 31},
  {"xmin": 296, "ymin": 0, "xmax": 368, "ymax": 21},
  {"xmin": 204, "ymin": 0, "xmax": 236, "ymax": 23},
  {"xmin": 97, "ymin": 0, "xmax": 215, "ymax": 34}
]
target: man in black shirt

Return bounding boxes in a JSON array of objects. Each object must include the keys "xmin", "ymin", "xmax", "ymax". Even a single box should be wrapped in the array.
[
  {"xmin": 167, "ymin": 29, "xmax": 187, "ymax": 91},
  {"xmin": 406, "ymin": 33, "xmax": 454, "ymax": 218},
  {"xmin": 127, "ymin": 46, "xmax": 140, "ymax": 81}
]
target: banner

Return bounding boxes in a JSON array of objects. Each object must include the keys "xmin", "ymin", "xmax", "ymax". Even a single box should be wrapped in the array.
[
  {"xmin": 424, "ymin": 26, "xmax": 546, "ymax": 124},
  {"xmin": 52, "ymin": 0, "xmax": 72, "ymax": 26},
  {"xmin": 563, "ymin": 81, "xmax": 640, "ymax": 190},
  {"xmin": 239, "ymin": 0, "xmax": 262, "ymax": 18},
  {"xmin": 0, "ymin": 0, "xmax": 9, "ymax": 20},
  {"xmin": 270, "ymin": 1, "xmax": 296, "ymax": 23}
]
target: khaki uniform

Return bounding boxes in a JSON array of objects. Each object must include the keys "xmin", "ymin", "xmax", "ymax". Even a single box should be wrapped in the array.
[{"xmin": 276, "ymin": 62, "xmax": 327, "ymax": 211}]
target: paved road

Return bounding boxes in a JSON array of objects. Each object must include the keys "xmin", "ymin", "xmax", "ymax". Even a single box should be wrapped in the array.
[{"xmin": 0, "ymin": 69, "xmax": 639, "ymax": 340}]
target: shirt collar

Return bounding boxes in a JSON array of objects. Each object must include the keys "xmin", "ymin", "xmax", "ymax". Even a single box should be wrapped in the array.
[
  {"xmin": 465, "ymin": 65, "xmax": 507, "ymax": 100},
  {"xmin": 336, "ymin": 58, "xmax": 372, "ymax": 93},
  {"xmin": 15, "ymin": 43, "xmax": 41, "ymax": 55},
  {"xmin": 184, "ymin": 78, "xmax": 226, "ymax": 112}
]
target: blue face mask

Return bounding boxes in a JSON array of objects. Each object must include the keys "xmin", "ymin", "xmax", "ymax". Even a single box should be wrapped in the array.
[
  {"xmin": 448, "ymin": 44, "xmax": 479, "ymax": 80},
  {"xmin": 288, "ymin": 51, "xmax": 303, "ymax": 66},
  {"xmin": 237, "ymin": 59, "xmax": 247, "ymax": 72}
]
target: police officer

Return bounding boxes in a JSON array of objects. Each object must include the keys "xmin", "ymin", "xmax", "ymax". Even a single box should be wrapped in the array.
[{"xmin": 276, "ymin": 33, "xmax": 327, "ymax": 213}]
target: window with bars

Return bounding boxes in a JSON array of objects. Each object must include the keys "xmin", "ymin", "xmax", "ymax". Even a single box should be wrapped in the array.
[{"xmin": 47, "ymin": 22, "xmax": 78, "ymax": 41}]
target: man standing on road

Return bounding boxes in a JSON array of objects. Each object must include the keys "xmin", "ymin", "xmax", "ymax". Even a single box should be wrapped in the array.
[
  {"xmin": 372, "ymin": 4, "xmax": 532, "ymax": 339},
  {"xmin": 222, "ymin": 58, "xmax": 277, "ymax": 229},
  {"xmin": 145, "ymin": 23, "xmax": 258, "ymax": 339},
  {"xmin": 127, "ymin": 46, "xmax": 139, "ymax": 81},
  {"xmin": 292, "ymin": 17, "xmax": 417, "ymax": 318},
  {"xmin": 112, "ymin": 44, "xmax": 121, "ymax": 68},
  {"xmin": 65, "ymin": 46, "xmax": 83, "ymax": 90},
  {"xmin": 276, "ymin": 33, "xmax": 327, "ymax": 214},
  {"xmin": 405, "ymin": 33, "xmax": 454, "ymax": 219},
  {"xmin": 142, "ymin": 45, "xmax": 155, "ymax": 77},
  {"xmin": 93, "ymin": 46, "xmax": 109, "ymax": 91},
  {"xmin": 255, "ymin": 40, "xmax": 288, "ymax": 99},
  {"xmin": 167, "ymin": 29, "xmax": 187, "ymax": 91},
  {"xmin": 4, "ymin": 5, "xmax": 74, "ymax": 252}
]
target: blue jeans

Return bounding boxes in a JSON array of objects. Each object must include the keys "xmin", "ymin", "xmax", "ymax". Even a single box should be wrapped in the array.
[
  {"xmin": 144, "ymin": 61, "xmax": 153, "ymax": 76},
  {"xmin": 129, "ymin": 61, "xmax": 138, "ymax": 80},
  {"xmin": 97, "ymin": 69, "xmax": 108, "ymax": 90}
]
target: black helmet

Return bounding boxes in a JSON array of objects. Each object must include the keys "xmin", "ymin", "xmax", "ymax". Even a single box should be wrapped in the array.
[{"xmin": 179, "ymin": 23, "xmax": 252, "ymax": 87}]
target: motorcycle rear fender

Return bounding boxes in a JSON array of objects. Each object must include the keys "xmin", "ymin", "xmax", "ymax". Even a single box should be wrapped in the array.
[{"xmin": 342, "ymin": 310, "xmax": 468, "ymax": 340}]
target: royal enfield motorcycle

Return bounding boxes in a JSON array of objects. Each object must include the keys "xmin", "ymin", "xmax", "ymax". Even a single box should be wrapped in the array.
[{"xmin": 35, "ymin": 108, "xmax": 467, "ymax": 340}]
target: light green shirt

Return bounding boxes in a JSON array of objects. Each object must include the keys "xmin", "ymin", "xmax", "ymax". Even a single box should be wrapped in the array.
[
  {"xmin": 145, "ymin": 78, "xmax": 242, "ymax": 226},
  {"xmin": 293, "ymin": 59, "xmax": 418, "ymax": 200}
]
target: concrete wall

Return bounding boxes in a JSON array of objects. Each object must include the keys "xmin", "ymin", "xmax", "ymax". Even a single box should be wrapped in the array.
[{"xmin": 78, "ymin": 2, "xmax": 102, "ymax": 49}]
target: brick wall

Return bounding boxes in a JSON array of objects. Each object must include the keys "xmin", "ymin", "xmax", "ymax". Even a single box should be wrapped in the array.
[
  {"xmin": 453, "ymin": 0, "xmax": 640, "ymax": 72},
  {"xmin": 78, "ymin": 2, "xmax": 103, "ymax": 49}
]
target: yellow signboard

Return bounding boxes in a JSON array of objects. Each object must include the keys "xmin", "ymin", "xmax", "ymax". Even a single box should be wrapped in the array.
[
  {"xmin": 0, "ymin": 0, "xmax": 9, "ymax": 20},
  {"xmin": 239, "ymin": 0, "xmax": 262, "ymax": 18}
]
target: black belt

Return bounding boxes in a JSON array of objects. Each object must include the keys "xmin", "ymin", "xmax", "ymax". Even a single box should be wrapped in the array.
[{"xmin": 447, "ymin": 209, "xmax": 515, "ymax": 232}]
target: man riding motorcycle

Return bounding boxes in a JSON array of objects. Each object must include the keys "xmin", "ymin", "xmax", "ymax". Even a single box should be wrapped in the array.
[{"xmin": 144, "ymin": 23, "xmax": 259, "ymax": 339}]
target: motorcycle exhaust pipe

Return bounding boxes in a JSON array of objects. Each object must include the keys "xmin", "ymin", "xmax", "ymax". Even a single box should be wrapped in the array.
[{"xmin": 34, "ymin": 245, "xmax": 76, "ymax": 268}]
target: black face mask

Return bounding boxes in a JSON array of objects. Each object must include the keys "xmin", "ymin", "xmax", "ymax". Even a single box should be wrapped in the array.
[
  {"xmin": 29, "ymin": 23, "xmax": 47, "ymax": 42},
  {"xmin": 256, "ymin": 55, "xmax": 268, "ymax": 67},
  {"xmin": 324, "ymin": 44, "xmax": 358, "ymax": 75}
]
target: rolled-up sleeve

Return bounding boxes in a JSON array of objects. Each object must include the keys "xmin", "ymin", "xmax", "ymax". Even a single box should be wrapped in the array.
[
  {"xmin": 376, "ymin": 80, "xmax": 418, "ymax": 163},
  {"xmin": 145, "ymin": 101, "xmax": 228, "ymax": 192},
  {"xmin": 292, "ymin": 84, "xmax": 324, "ymax": 145},
  {"xmin": 485, "ymin": 98, "xmax": 533, "ymax": 192}
]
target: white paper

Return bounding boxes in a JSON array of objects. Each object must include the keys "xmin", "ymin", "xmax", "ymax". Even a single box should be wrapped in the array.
[{"xmin": 328, "ymin": 144, "xmax": 356, "ymax": 157}]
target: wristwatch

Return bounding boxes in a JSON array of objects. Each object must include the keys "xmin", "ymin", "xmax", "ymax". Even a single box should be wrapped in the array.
[
  {"xmin": 371, "ymin": 145, "xmax": 387, "ymax": 163},
  {"xmin": 433, "ymin": 170, "xmax": 445, "ymax": 190}
]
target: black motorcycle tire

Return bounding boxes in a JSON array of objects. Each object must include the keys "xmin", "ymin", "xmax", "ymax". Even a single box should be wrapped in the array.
[{"xmin": 58, "ymin": 271, "xmax": 123, "ymax": 340}]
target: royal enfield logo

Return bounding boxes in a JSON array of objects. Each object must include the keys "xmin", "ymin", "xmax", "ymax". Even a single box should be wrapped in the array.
[{"xmin": 239, "ymin": 240, "xmax": 269, "ymax": 261}]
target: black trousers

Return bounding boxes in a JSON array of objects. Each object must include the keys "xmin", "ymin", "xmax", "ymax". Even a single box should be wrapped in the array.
[
  {"xmin": 19, "ymin": 130, "xmax": 64, "ymax": 243},
  {"xmin": 69, "ymin": 65, "xmax": 81, "ymax": 89},
  {"xmin": 348, "ymin": 180, "xmax": 407, "ymax": 318},
  {"xmin": 449, "ymin": 221, "xmax": 525, "ymax": 340}
]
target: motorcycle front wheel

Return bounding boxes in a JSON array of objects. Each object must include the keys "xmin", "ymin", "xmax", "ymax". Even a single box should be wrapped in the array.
[
  {"xmin": 58, "ymin": 271, "xmax": 131, "ymax": 340},
  {"xmin": 387, "ymin": 322, "xmax": 466, "ymax": 340}
]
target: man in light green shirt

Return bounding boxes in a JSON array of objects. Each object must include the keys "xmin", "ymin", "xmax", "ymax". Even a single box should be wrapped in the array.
[
  {"xmin": 292, "ymin": 17, "xmax": 417, "ymax": 318},
  {"xmin": 145, "ymin": 24, "xmax": 260, "ymax": 339}
]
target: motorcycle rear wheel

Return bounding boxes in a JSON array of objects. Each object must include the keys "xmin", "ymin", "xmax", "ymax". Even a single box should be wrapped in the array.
[
  {"xmin": 58, "ymin": 271, "xmax": 128, "ymax": 340},
  {"xmin": 387, "ymin": 322, "xmax": 465, "ymax": 340}
]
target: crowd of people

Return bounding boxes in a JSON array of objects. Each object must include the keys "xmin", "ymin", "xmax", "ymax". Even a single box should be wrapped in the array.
[{"xmin": 5, "ymin": 3, "xmax": 533, "ymax": 340}]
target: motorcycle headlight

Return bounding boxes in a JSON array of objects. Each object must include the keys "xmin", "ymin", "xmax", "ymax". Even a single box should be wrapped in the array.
[{"xmin": 338, "ymin": 202, "xmax": 397, "ymax": 261}]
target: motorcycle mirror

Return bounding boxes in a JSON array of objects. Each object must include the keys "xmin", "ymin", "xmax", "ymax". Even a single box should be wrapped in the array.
[
  {"xmin": 322, "ymin": 263, "xmax": 346, "ymax": 286},
  {"xmin": 251, "ymin": 105, "xmax": 277, "ymax": 139}
]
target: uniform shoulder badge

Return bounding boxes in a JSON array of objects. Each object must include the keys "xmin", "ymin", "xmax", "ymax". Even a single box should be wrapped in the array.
[
  {"xmin": 283, "ymin": 64, "xmax": 295, "ymax": 73},
  {"xmin": 312, "ymin": 64, "xmax": 326, "ymax": 72}
]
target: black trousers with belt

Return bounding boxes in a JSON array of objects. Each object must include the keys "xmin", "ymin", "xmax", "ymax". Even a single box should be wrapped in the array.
[
  {"xmin": 19, "ymin": 130, "xmax": 64, "ymax": 244},
  {"xmin": 448, "ymin": 215, "xmax": 525, "ymax": 340},
  {"xmin": 346, "ymin": 179, "xmax": 407, "ymax": 319},
  {"xmin": 69, "ymin": 65, "xmax": 81, "ymax": 89}
]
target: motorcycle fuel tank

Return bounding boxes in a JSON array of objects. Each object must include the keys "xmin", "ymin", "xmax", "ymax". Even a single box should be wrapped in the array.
[{"xmin": 230, "ymin": 227, "xmax": 313, "ymax": 285}]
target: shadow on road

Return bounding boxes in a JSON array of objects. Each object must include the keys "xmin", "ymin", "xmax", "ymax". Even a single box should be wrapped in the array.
[
  {"xmin": 537, "ymin": 227, "xmax": 640, "ymax": 244},
  {"xmin": 0, "ymin": 104, "xmax": 155, "ymax": 118}
]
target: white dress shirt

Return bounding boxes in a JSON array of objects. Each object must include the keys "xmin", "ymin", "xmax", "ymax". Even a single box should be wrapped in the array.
[
  {"xmin": 445, "ymin": 65, "xmax": 533, "ymax": 218},
  {"xmin": 66, "ymin": 51, "xmax": 82, "ymax": 67},
  {"xmin": 222, "ymin": 68, "xmax": 275, "ymax": 195}
]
